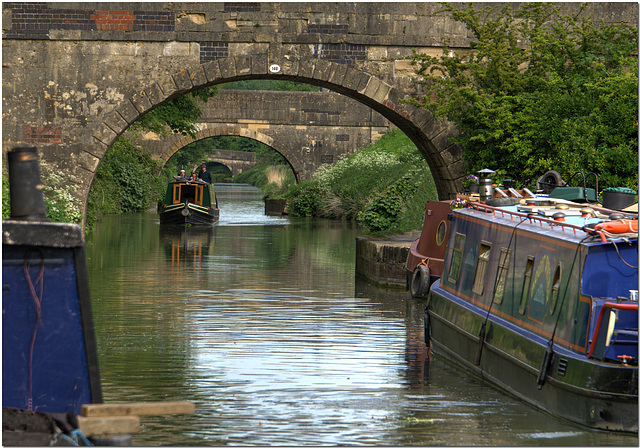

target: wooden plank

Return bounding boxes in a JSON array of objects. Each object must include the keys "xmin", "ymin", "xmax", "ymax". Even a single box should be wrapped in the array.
[
  {"xmin": 77, "ymin": 415, "xmax": 140, "ymax": 436},
  {"xmin": 82, "ymin": 401, "xmax": 195, "ymax": 417}
]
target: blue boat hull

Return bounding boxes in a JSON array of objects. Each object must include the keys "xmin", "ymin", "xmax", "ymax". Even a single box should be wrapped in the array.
[{"xmin": 2, "ymin": 221, "xmax": 102, "ymax": 415}]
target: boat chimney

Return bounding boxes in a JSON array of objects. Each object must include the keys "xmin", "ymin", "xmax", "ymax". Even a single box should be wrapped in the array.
[
  {"xmin": 477, "ymin": 169, "xmax": 496, "ymax": 202},
  {"xmin": 7, "ymin": 147, "xmax": 48, "ymax": 221}
]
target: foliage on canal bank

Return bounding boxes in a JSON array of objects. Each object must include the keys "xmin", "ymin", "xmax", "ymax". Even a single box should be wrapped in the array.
[
  {"xmin": 2, "ymin": 159, "xmax": 84, "ymax": 224},
  {"xmin": 404, "ymin": 2, "xmax": 638, "ymax": 190},
  {"xmin": 282, "ymin": 130, "xmax": 438, "ymax": 235},
  {"xmin": 233, "ymin": 164, "xmax": 297, "ymax": 197}
]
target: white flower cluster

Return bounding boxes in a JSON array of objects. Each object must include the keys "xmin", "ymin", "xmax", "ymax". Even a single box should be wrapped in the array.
[
  {"xmin": 313, "ymin": 148, "xmax": 405, "ymax": 189},
  {"xmin": 40, "ymin": 160, "xmax": 83, "ymax": 224}
]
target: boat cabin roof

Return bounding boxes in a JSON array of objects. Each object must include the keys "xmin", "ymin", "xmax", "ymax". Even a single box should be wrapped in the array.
[{"xmin": 457, "ymin": 197, "xmax": 637, "ymax": 245}]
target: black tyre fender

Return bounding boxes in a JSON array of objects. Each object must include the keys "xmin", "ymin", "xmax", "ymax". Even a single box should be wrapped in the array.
[
  {"xmin": 410, "ymin": 265, "xmax": 431, "ymax": 299},
  {"xmin": 424, "ymin": 307, "xmax": 431, "ymax": 349},
  {"xmin": 485, "ymin": 197, "xmax": 519, "ymax": 207},
  {"xmin": 537, "ymin": 170, "xmax": 564, "ymax": 192}
]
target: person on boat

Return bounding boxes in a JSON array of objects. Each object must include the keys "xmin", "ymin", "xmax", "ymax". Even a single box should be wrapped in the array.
[
  {"xmin": 177, "ymin": 169, "xmax": 188, "ymax": 180},
  {"xmin": 190, "ymin": 172, "xmax": 198, "ymax": 182},
  {"xmin": 198, "ymin": 164, "xmax": 213, "ymax": 184}
]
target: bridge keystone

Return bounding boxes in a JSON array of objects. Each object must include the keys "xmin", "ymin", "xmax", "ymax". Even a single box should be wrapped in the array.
[{"xmin": 251, "ymin": 54, "xmax": 268, "ymax": 75}]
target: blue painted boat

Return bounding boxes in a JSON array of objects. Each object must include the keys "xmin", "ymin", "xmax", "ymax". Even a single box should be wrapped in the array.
[
  {"xmin": 422, "ymin": 190, "xmax": 638, "ymax": 432},
  {"xmin": 2, "ymin": 147, "xmax": 104, "ymax": 445}
]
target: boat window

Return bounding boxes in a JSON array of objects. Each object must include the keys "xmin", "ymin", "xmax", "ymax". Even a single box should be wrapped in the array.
[
  {"xmin": 519, "ymin": 256, "xmax": 535, "ymax": 315},
  {"xmin": 472, "ymin": 242, "xmax": 492, "ymax": 295},
  {"xmin": 436, "ymin": 220, "xmax": 447, "ymax": 246},
  {"xmin": 493, "ymin": 248, "xmax": 511, "ymax": 304},
  {"xmin": 180, "ymin": 185, "xmax": 198, "ymax": 204},
  {"xmin": 448, "ymin": 233, "xmax": 466, "ymax": 284},
  {"xmin": 550, "ymin": 263, "xmax": 562, "ymax": 314},
  {"xmin": 172, "ymin": 184, "xmax": 182, "ymax": 204},
  {"xmin": 194, "ymin": 185, "xmax": 203, "ymax": 205}
]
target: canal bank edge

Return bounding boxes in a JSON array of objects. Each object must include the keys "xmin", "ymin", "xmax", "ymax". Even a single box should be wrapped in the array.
[
  {"xmin": 355, "ymin": 234, "xmax": 419, "ymax": 288},
  {"xmin": 265, "ymin": 197, "xmax": 417, "ymax": 288}
]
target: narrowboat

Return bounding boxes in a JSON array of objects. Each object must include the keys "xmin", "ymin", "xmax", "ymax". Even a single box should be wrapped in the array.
[
  {"xmin": 3, "ymin": 148, "xmax": 195, "ymax": 445},
  {"xmin": 420, "ymin": 177, "xmax": 638, "ymax": 432},
  {"xmin": 159, "ymin": 178, "xmax": 219, "ymax": 226},
  {"xmin": 405, "ymin": 200, "xmax": 454, "ymax": 299},
  {"xmin": 3, "ymin": 147, "xmax": 104, "ymax": 445}
]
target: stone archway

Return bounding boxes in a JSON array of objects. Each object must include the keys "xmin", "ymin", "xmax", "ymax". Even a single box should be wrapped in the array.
[
  {"xmin": 148, "ymin": 123, "xmax": 298, "ymax": 180},
  {"xmin": 88, "ymin": 54, "xmax": 464, "ymax": 217}
]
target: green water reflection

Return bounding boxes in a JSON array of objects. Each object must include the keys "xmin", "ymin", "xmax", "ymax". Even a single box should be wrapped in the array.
[{"xmin": 85, "ymin": 185, "xmax": 637, "ymax": 446}]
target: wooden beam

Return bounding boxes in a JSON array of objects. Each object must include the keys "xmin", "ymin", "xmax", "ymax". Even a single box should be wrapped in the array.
[
  {"xmin": 82, "ymin": 401, "xmax": 195, "ymax": 417},
  {"xmin": 77, "ymin": 416, "xmax": 140, "ymax": 436}
]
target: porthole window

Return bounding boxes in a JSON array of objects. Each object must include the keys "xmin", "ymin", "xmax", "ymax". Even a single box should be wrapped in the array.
[{"xmin": 436, "ymin": 220, "xmax": 447, "ymax": 246}]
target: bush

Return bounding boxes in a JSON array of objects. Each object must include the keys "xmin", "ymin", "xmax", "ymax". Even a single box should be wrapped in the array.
[
  {"xmin": 282, "ymin": 129, "xmax": 439, "ymax": 234},
  {"xmin": 88, "ymin": 137, "xmax": 163, "ymax": 225},
  {"xmin": 287, "ymin": 182, "xmax": 325, "ymax": 217}
]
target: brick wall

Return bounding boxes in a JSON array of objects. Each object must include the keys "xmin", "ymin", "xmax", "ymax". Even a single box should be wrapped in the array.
[
  {"xmin": 200, "ymin": 42, "xmax": 230, "ymax": 63},
  {"xmin": 313, "ymin": 44, "xmax": 366, "ymax": 64},
  {"xmin": 223, "ymin": 3, "xmax": 261, "ymax": 12},
  {"xmin": 307, "ymin": 24, "xmax": 348, "ymax": 34},
  {"xmin": 24, "ymin": 125, "xmax": 62, "ymax": 144},
  {"xmin": 3, "ymin": 3, "xmax": 174, "ymax": 39}
]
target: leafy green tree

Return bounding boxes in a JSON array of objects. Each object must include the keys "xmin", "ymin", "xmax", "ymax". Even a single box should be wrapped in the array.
[
  {"xmin": 135, "ymin": 87, "xmax": 218, "ymax": 137},
  {"xmin": 405, "ymin": 2, "xmax": 638, "ymax": 190}
]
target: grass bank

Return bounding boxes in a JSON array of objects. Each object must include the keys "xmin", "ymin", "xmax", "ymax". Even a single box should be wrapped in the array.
[{"xmin": 272, "ymin": 130, "xmax": 438, "ymax": 235}]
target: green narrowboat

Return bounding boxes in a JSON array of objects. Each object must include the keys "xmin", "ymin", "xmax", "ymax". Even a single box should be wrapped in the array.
[{"xmin": 159, "ymin": 178, "xmax": 219, "ymax": 226}]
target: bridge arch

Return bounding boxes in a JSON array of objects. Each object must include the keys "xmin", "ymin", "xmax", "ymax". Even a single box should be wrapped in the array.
[
  {"xmin": 89, "ymin": 54, "xmax": 463, "ymax": 215},
  {"xmin": 160, "ymin": 124, "xmax": 296, "ymax": 180}
]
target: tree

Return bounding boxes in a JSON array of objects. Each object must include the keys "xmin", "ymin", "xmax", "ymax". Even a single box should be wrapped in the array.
[
  {"xmin": 405, "ymin": 2, "xmax": 638, "ymax": 189},
  {"xmin": 135, "ymin": 86, "xmax": 218, "ymax": 137}
]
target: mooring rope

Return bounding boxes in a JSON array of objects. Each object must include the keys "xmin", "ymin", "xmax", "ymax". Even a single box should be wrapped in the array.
[{"xmin": 24, "ymin": 250, "xmax": 45, "ymax": 411}]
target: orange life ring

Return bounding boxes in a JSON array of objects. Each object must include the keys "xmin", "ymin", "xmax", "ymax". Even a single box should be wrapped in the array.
[{"xmin": 594, "ymin": 219, "xmax": 638, "ymax": 234}]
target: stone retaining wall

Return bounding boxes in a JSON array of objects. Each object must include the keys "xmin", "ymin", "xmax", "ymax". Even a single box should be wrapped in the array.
[{"xmin": 355, "ymin": 234, "xmax": 418, "ymax": 288}]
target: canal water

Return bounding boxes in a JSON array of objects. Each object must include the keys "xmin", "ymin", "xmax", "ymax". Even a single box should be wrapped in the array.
[{"xmin": 86, "ymin": 184, "xmax": 637, "ymax": 446}]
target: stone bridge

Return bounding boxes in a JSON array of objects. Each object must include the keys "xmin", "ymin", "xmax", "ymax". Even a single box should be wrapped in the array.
[
  {"xmin": 2, "ymin": 2, "xmax": 636, "ymax": 220},
  {"xmin": 197, "ymin": 149, "xmax": 258, "ymax": 177},
  {"xmin": 142, "ymin": 89, "xmax": 391, "ymax": 181}
]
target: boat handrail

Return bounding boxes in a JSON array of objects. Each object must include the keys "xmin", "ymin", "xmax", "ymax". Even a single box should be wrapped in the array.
[
  {"xmin": 468, "ymin": 201, "xmax": 602, "ymax": 239},
  {"xmin": 587, "ymin": 302, "xmax": 639, "ymax": 359}
]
